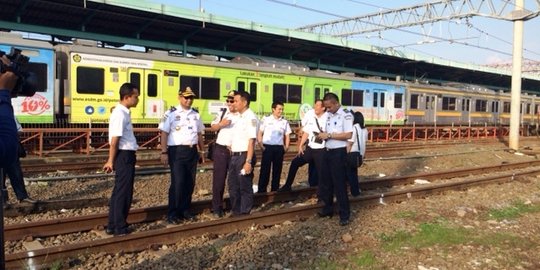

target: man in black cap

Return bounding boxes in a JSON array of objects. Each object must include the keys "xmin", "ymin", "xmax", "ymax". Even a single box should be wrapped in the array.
[
  {"xmin": 209, "ymin": 90, "xmax": 238, "ymax": 217},
  {"xmin": 159, "ymin": 86, "xmax": 205, "ymax": 224}
]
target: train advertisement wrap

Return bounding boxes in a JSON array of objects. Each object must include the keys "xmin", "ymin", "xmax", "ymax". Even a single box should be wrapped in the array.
[{"xmin": 0, "ymin": 43, "xmax": 55, "ymax": 123}]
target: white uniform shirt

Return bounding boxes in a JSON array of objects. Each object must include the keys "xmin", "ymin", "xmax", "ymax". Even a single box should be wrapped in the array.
[
  {"xmin": 302, "ymin": 109, "xmax": 328, "ymax": 149},
  {"xmin": 108, "ymin": 103, "xmax": 138, "ymax": 151},
  {"xmin": 159, "ymin": 106, "xmax": 205, "ymax": 146},
  {"xmin": 212, "ymin": 108, "xmax": 238, "ymax": 147},
  {"xmin": 259, "ymin": 115, "xmax": 292, "ymax": 145},
  {"xmin": 325, "ymin": 107, "xmax": 353, "ymax": 149},
  {"xmin": 230, "ymin": 108, "xmax": 258, "ymax": 152},
  {"xmin": 349, "ymin": 123, "xmax": 368, "ymax": 156}
]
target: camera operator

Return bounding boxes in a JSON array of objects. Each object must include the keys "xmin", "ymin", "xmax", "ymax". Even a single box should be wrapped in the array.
[{"xmin": 0, "ymin": 54, "xmax": 19, "ymax": 166}]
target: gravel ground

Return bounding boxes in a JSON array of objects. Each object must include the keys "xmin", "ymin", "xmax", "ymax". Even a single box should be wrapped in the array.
[{"xmin": 5, "ymin": 141, "xmax": 540, "ymax": 269}]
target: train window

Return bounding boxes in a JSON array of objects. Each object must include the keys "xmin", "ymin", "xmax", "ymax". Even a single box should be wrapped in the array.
[
  {"xmin": 503, "ymin": 102, "xmax": 511, "ymax": 113},
  {"xmin": 179, "ymin": 76, "xmax": 219, "ymax": 99},
  {"xmin": 373, "ymin": 92, "xmax": 378, "ymax": 107},
  {"xmin": 315, "ymin": 87, "xmax": 321, "ymax": 101},
  {"xmin": 491, "ymin": 101, "xmax": 499, "ymax": 113},
  {"xmin": 379, "ymin": 92, "xmax": 385, "ymax": 107},
  {"xmin": 462, "ymin": 99, "xmax": 470, "ymax": 111},
  {"xmin": 26, "ymin": 62, "xmax": 47, "ymax": 92},
  {"xmin": 535, "ymin": 104, "xmax": 540, "ymax": 115},
  {"xmin": 77, "ymin": 67, "xmax": 104, "ymax": 94},
  {"xmin": 342, "ymin": 89, "xmax": 352, "ymax": 106},
  {"xmin": 201, "ymin": 78, "xmax": 220, "ymax": 99},
  {"xmin": 410, "ymin": 94, "xmax": 419, "ymax": 109},
  {"xmin": 273, "ymin": 83, "xmax": 301, "ymax": 104},
  {"xmin": 526, "ymin": 103, "xmax": 531, "ymax": 114},
  {"xmin": 352, "ymin": 90, "xmax": 364, "ymax": 106},
  {"xmin": 324, "ymin": 88, "xmax": 330, "ymax": 94},
  {"xmin": 130, "ymin": 73, "xmax": 141, "ymax": 90},
  {"xmin": 475, "ymin": 99, "xmax": 487, "ymax": 112},
  {"xmin": 249, "ymin": 82, "xmax": 257, "ymax": 102},
  {"xmin": 273, "ymin": 83, "xmax": 287, "ymax": 103},
  {"xmin": 147, "ymin": 74, "xmax": 157, "ymax": 97},
  {"xmin": 180, "ymin": 75, "xmax": 199, "ymax": 94},
  {"xmin": 394, "ymin": 93, "xmax": 403, "ymax": 108},
  {"xmin": 288, "ymin": 84, "xmax": 302, "ymax": 104},
  {"xmin": 237, "ymin": 81, "xmax": 246, "ymax": 92},
  {"xmin": 442, "ymin": 97, "xmax": 456, "ymax": 111}
]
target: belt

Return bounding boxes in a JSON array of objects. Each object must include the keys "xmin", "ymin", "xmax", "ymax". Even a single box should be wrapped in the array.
[
  {"xmin": 231, "ymin": 151, "xmax": 246, "ymax": 156},
  {"xmin": 171, "ymin": 144, "xmax": 197, "ymax": 148},
  {"xmin": 325, "ymin": 147, "xmax": 346, "ymax": 151}
]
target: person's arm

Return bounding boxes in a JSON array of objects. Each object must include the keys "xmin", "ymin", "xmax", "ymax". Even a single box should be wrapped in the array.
[
  {"xmin": 243, "ymin": 138, "xmax": 255, "ymax": 174},
  {"xmin": 103, "ymin": 136, "xmax": 119, "ymax": 173},
  {"xmin": 257, "ymin": 129, "xmax": 265, "ymax": 151},
  {"xmin": 284, "ymin": 133, "xmax": 290, "ymax": 152},
  {"xmin": 297, "ymin": 132, "xmax": 308, "ymax": 155},
  {"xmin": 160, "ymin": 131, "xmax": 169, "ymax": 166}
]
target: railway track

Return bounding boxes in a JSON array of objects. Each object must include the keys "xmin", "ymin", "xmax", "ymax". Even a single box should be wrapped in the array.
[
  {"xmin": 21, "ymin": 140, "xmax": 513, "ymax": 175},
  {"xmin": 4, "ymin": 160, "xmax": 540, "ymax": 268}
]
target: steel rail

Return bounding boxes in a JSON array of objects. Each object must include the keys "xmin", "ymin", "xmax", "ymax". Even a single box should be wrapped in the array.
[
  {"xmin": 5, "ymin": 160, "xmax": 540, "ymax": 242},
  {"xmin": 6, "ymin": 166, "xmax": 539, "ymax": 269}
]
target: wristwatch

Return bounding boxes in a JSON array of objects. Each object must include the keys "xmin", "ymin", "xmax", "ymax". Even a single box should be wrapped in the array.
[{"xmin": 328, "ymin": 133, "xmax": 332, "ymax": 139}]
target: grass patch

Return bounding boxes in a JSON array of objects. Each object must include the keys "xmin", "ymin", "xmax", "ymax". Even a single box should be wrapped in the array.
[
  {"xmin": 379, "ymin": 220, "xmax": 536, "ymax": 253},
  {"xmin": 311, "ymin": 257, "xmax": 340, "ymax": 270},
  {"xmin": 487, "ymin": 201, "xmax": 540, "ymax": 221},
  {"xmin": 380, "ymin": 222, "xmax": 469, "ymax": 251},
  {"xmin": 350, "ymin": 250, "xmax": 378, "ymax": 268},
  {"xmin": 394, "ymin": 210, "xmax": 417, "ymax": 219}
]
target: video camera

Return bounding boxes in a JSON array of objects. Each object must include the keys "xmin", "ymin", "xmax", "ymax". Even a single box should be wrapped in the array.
[{"xmin": 0, "ymin": 47, "xmax": 37, "ymax": 97}]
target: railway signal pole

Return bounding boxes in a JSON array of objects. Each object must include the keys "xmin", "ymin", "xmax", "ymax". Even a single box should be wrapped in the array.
[{"xmin": 509, "ymin": 0, "xmax": 525, "ymax": 151}]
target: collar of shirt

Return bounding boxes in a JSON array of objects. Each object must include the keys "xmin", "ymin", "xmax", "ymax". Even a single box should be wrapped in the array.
[
  {"xmin": 116, "ymin": 103, "xmax": 130, "ymax": 114},
  {"xmin": 328, "ymin": 107, "xmax": 345, "ymax": 117}
]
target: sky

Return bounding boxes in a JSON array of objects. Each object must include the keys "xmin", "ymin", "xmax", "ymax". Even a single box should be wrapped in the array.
[{"xmin": 149, "ymin": 0, "xmax": 540, "ymax": 68}]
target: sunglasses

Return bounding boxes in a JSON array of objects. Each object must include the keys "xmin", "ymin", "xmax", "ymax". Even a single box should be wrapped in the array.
[
  {"xmin": 226, "ymin": 99, "xmax": 235, "ymax": 104},
  {"xmin": 183, "ymin": 96, "xmax": 195, "ymax": 100}
]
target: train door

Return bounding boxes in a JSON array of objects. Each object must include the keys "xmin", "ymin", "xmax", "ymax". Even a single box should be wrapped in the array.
[
  {"xmin": 314, "ymin": 84, "xmax": 331, "ymax": 103},
  {"xmin": 128, "ymin": 68, "xmax": 163, "ymax": 121},
  {"xmin": 462, "ymin": 97, "xmax": 471, "ymax": 125},
  {"xmin": 372, "ymin": 89, "xmax": 387, "ymax": 122},
  {"xmin": 237, "ymin": 78, "xmax": 260, "ymax": 111},
  {"xmin": 424, "ymin": 94, "xmax": 437, "ymax": 124}
]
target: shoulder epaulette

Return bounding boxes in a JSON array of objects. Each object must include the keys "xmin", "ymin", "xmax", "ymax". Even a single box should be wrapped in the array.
[
  {"xmin": 192, "ymin": 107, "xmax": 199, "ymax": 113},
  {"xmin": 169, "ymin": 106, "xmax": 177, "ymax": 112}
]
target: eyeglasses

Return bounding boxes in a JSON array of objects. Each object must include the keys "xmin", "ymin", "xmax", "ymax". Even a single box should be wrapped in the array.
[
  {"xmin": 183, "ymin": 96, "xmax": 195, "ymax": 100},
  {"xmin": 226, "ymin": 99, "xmax": 234, "ymax": 104}
]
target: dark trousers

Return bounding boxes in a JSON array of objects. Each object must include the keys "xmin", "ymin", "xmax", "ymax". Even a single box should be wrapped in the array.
[
  {"xmin": 107, "ymin": 150, "xmax": 136, "ymax": 233},
  {"xmin": 282, "ymin": 146, "xmax": 324, "ymax": 189},
  {"xmin": 228, "ymin": 152, "xmax": 256, "ymax": 215},
  {"xmin": 212, "ymin": 143, "xmax": 231, "ymax": 212},
  {"xmin": 258, "ymin": 144, "xmax": 285, "ymax": 192},
  {"xmin": 167, "ymin": 145, "xmax": 199, "ymax": 219},
  {"xmin": 2, "ymin": 155, "xmax": 29, "ymax": 201},
  {"xmin": 320, "ymin": 147, "xmax": 350, "ymax": 221},
  {"xmin": 345, "ymin": 155, "xmax": 360, "ymax": 196}
]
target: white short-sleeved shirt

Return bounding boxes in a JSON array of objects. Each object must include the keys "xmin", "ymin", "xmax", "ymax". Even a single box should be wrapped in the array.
[
  {"xmin": 259, "ymin": 115, "xmax": 292, "ymax": 145},
  {"xmin": 108, "ymin": 104, "xmax": 138, "ymax": 151},
  {"xmin": 325, "ymin": 107, "xmax": 353, "ymax": 149},
  {"xmin": 302, "ymin": 110, "xmax": 328, "ymax": 149},
  {"xmin": 231, "ymin": 108, "xmax": 258, "ymax": 152},
  {"xmin": 158, "ymin": 106, "xmax": 205, "ymax": 146},
  {"xmin": 212, "ymin": 108, "xmax": 238, "ymax": 146},
  {"xmin": 348, "ymin": 123, "xmax": 368, "ymax": 156}
]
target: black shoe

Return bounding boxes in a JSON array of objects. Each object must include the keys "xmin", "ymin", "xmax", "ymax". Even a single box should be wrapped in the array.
[
  {"xmin": 317, "ymin": 211, "xmax": 333, "ymax": 218},
  {"xmin": 19, "ymin": 197, "xmax": 37, "ymax": 204},
  {"xmin": 105, "ymin": 228, "xmax": 114, "ymax": 235},
  {"xmin": 277, "ymin": 186, "xmax": 292, "ymax": 193},
  {"xmin": 182, "ymin": 212, "xmax": 196, "ymax": 221},
  {"xmin": 339, "ymin": 219, "xmax": 350, "ymax": 226},
  {"xmin": 213, "ymin": 209, "xmax": 224, "ymax": 218},
  {"xmin": 114, "ymin": 228, "xmax": 131, "ymax": 236},
  {"xmin": 166, "ymin": 217, "xmax": 181, "ymax": 225}
]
